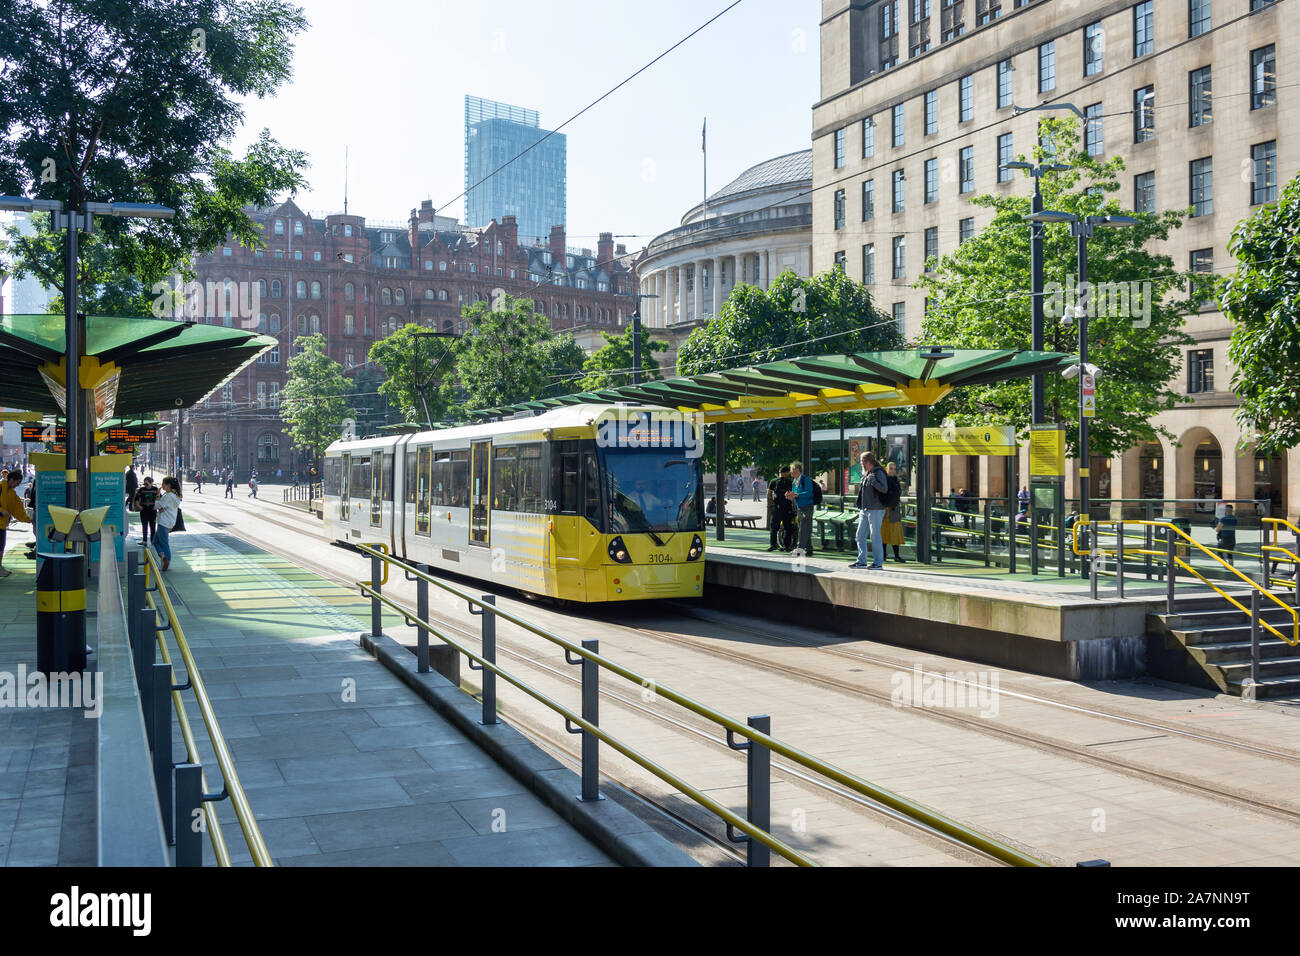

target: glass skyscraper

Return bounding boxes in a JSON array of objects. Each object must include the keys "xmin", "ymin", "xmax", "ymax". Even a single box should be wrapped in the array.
[{"xmin": 464, "ymin": 95, "xmax": 566, "ymax": 245}]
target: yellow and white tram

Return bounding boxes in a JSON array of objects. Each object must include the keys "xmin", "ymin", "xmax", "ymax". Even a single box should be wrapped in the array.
[{"xmin": 321, "ymin": 404, "xmax": 706, "ymax": 602}]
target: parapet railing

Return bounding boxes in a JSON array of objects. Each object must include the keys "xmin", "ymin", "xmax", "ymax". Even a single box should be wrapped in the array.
[
  {"xmin": 354, "ymin": 543, "xmax": 1057, "ymax": 868},
  {"xmin": 127, "ymin": 548, "xmax": 273, "ymax": 866}
]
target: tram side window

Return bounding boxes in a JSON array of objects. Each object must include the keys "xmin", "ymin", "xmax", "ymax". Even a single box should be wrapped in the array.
[
  {"xmin": 492, "ymin": 445, "xmax": 517, "ymax": 511},
  {"xmin": 382, "ymin": 453, "xmax": 393, "ymax": 502},
  {"xmin": 450, "ymin": 451, "xmax": 469, "ymax": 507},
  {"xmin": 415, "ymin": 446, "xmax": 432, "ymax": 535},
  {"xmin": 404, "ymin": 450, "xmax": 416, "ymax": 504},
  {"xmin": 583, "ymin": 452, "xmax": 602, "ymax": 528},
  {"xmin": 432, "ymin": 452, "xmax": 451, "ymax": 506},
  {"xmin": 351, "ymin": 457, "xmax": 371, "ymax": 502},
  {"xmin": 549, "ymin": 444, "xmax": 580, "ymax": 513},
  {"xmin": 516, "ymin": 444, "xmax": 543, "ymax": 513},
  {"xmin": 323, "ymin": 458, "xmax": 340, "ymax": 497}
]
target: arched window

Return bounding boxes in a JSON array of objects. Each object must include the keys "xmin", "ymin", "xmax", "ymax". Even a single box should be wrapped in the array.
[
  {"xmin": 202, "ymin": 433, "xmax": 211, "ymax": 464},
  {"xmin": 270, "ymin": 313, "xmax": 280, "ymax": 333},
  {"xmin": 424, "ymin": 288, "xmax": 434, "ymax": 299},
  {"xmin": 394, "ymin": 288, "xmax": 405, "ymax": 305},
  {"xmin": 310, "ymin": 315, "xmax": 320, "ymax": 334},
  {"xmin": 258, "ymin": 312, "xmax": 267, "ymax": 333},
  {"xmin": 273, "ymin": 219, "xmax": 284, "ymax": 235},
  {"xmin": 296, "ymin": 280, "xmax": 306, "ymax": 299},
  {"xmin": 310, "ymin": 281, "xmax": 321, "ymax": 299},
  {"xmin": 381, "ymin": 288, "xmax": 392, "ymax": 305},
  {"xmin": 344, "ymin": 282, "xmax": 354, "ymax": 301},
  {"xmin": 293, "ymin": 220, "xmax": 303, "ymax": 236},
  {"xmin": 271, "ymin": 279, "xmax": 281, "ymax": 298},
  {"xmin": 257, "ymin": 278, "xmax": 267, "ymax": 297},
  {"xmin": 439, "ymin": 261, "xmax": 447, "ymax": 271},
  {"xmin": 438, "ymin": 289, "xmax": 448, "ymax": 301},
  {"xmin": 297, "ymin": 314, "xmax": 307, "ymax": 333}
]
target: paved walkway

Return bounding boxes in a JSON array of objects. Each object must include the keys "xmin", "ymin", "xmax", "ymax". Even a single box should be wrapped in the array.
[
  {"xmin": 149, "ymin": 524, "xmax": 614, "ymax": 866},
  {"xmin": 0, "ymin": 543, "xmax": 96, "ymax": 866}
]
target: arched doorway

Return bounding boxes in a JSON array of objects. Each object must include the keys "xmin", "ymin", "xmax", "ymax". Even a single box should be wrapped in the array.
[
  {"xmin": 1254, "ymin": 450, "xmax": 1286, "ymax": 517},
  {"xmin": 1139, "ymin": 442, "xmax": 1164, "ymax": 500},
  {"xmin": 1191, "ymin": 435, "xmax": 1223, "ymax": 513}
]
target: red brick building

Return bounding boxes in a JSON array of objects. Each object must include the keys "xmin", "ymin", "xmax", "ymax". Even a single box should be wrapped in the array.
[{"xmin": 160, "ymin": 199, "xmax": 637, "ymax": 480}]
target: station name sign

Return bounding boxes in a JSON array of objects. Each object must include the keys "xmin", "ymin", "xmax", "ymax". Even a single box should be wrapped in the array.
[{"xmin": 923, "ymin": 425, "xmax": 1016, "ymax": 457}]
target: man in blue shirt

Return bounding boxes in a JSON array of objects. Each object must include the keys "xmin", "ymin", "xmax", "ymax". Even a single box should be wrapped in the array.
[
  {"xmin": 1215, "ymin": 504, "xmax": 1239, "ymax": 566},
  {"xmin": 785, "ymin": 462, "xmax": 817, "ymax": 557}
]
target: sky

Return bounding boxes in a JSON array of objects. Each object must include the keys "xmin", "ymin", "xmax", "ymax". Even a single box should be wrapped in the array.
[{"xmin": 232, "ymin": 0, "xmax": 821, "ymax": 249}]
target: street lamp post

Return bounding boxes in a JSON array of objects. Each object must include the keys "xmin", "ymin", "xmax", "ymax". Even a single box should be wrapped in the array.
[{"xmin": 616, "ymin": 291, "xmax": 660, "ymax": 385}]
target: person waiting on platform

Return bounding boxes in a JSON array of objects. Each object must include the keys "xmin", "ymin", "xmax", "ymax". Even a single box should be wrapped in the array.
[
  {"xmin": 785, "ymin": 462, "xmax": 816, "ymax": 558},
  {"xmin": 1215, "ymin": 504, "xmax": 1238, "ymax": 566},
  {"xmin": 881, "ymin": 461, "xmax": 905, "ymax": 563},
  {"xmin": 767, "ymin": 466, "xmax": 795, "ymax": 552},
  {"xmin": 850, "ymin": 452, "xmax": 888, "ymax": 570},
  {"xmin": 0, "ymin": 469, "xmax": 32, "ymax": 578}
]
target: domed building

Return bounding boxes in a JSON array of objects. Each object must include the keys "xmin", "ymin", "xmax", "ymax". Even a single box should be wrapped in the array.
[{"xmin": 636, "ymin": 149, "xmax": 812, "ymax": 372}]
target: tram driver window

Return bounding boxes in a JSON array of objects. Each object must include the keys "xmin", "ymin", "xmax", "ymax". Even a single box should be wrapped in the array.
[{"xmin": 583, "ymin": 453, "xmax": 602, "ymax": 527}]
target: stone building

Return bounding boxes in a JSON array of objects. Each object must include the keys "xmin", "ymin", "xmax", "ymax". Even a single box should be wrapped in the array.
[{"xmin": 814, "ymin": 0, "xmax": 1296, "ymax": 513}]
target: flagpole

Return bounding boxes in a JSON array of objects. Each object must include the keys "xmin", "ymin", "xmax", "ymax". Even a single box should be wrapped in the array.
[{"xmin": 702, "ymin": 117, "xmax": 707, "ymax": 210}]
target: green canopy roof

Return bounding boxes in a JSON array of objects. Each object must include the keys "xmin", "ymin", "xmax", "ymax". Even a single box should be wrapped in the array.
[
  {"xmin": 471, "ymin": 349, "xmax": 1075, "ymax": 423},
  {"xmin": 0, "ymin": 314, "xmax": 275, "ymax": 416}
]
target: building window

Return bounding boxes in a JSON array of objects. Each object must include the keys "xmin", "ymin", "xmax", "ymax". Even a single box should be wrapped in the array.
[
  {"xmin": 310, "ymin": 281, "xmax": 321, "ymax": 299},
  {"xmin": 293, "ymin": 220, "xmax": 303, "ymax": 236},
  {"xmin": 344, "ymin": 313, "xmax": 354, "ymax": 335},
  {"xmin": 1084, "ymin": 103, "xmax": 1104, "ymax": 156},
  {"xmin": 975, "ymin": 0, "xmax": 1001, "ymax": 25},
  {"xmin": 834, "ymin": 127, "xmax": 846, "ymax": 168},
  {"xmin": 862, "ymin": 117, "xmax": 875, "ymax": 158},
  {"xmin": 834, "ymin": 250, "xmax": 847, "ymax": 272},
  {"xmin": 438, "ymin": 289, "xmax": 448, "ymax": 301},
  {"xmin": 269, "ymin": 344, "xmax": 279, "ymax": 365},
  {"xmin": 924, "ymin": 89, "xmax": 938, "ymax": 135},
  {"xmin": 892, "ymin": 235, "xmax": 906, "ymax": 279},
  {"xmin": 257, "ymin": 381, "xmax": 266, "ymax": 408},
  {"xmin": 295, "ymin": 280, "xmax": 306, "ymax": 299},
  {"xmin": 892, "ymin": 104, "xmax": 905, "ymax": 147},
  {"xmin": 959, "ymin": 217, "xmax": 975, "ymax": 244},
  {"xmin": 996, "ymin": 58, "xmax": 1013, "ymax": 108},
  {"xmin": 293, "ymin": 249, "xmax": 302, "ymax": 261},
  {"xmin": 1251, "ymin": 0, "xmax": 1275, "ymax": 9},
  {"xmin": 310, "ymin": 314, "xmax": 321, "ymax": 334},
  {"xmin": 1189, "ymin": 248, "xmax": 1214, "ymax": 299},
  {"xmin": 271, "ymin": 280, "xmax": 281, "ymax": 298},
  {"xmin": 958, "ymin": 74, "xmax": 973, "ymax": 122},
  {"xmin": 1133, "ymin": 2, "xmax": 1154, "ymax": 58},
  {"xmin": 924, "ymin": 158, "xmax": 938, "ymax": 203},
  {"xmin": 1084, "ymin": 22, "xmax": 1104, "ymax": 76},
  {"xmin": 1189, "ymin": 0, "xmax": 1211, "ymax": 37},
  {"xmin": 344, "ymin": 348, "xmax": 355, "ymax": 368},
  {"xmin": 202, "ymin": 433, "xmax": 210, "ymax": 464},
  {"xmin": 270, "ymin": 313, "xmax": 280, "ymax": 333},
  {"xmin": 834, "ymin": 188, "xmax": 846, "ymax": 229},
  {"xmin": 863, "ymin": 243, "xmax": 876, "ymax": 284},
  {"xmin": 924, "ymin": 227, "xmax": 939, "ymax": 268},
  {"xmin": 880, "ymin": 0, "xmax": 900, "ymax": 69},
  {"xmin": 942, "ymin": 0, "xmax": 966, "ymax": 42},
  {"xmin": 1252, "ymin": 141, "xmax": 1277, "ymax": 204},
  {"xmin": 1189, "ymin": 158, "xmax": 1213, "ymax": 217},
  {"xmin": 1134, "ymin": 86, "xmax": 1155, "ymax": 142},
  {"xmin": 381, "ymin": 287, "xmax": 391, "ymax": 305},
  {"xmin": 910, "ymin": 0, "xmax": 932, "ymax": 57},
  {"xmin": 997, "ymin": 133, "xmax": 1013, "ymax": 182},
  {"xmin": 274, "ymin": 250, "xmax": 283, "ymax": 259},
  {"xmin": 222, "ymin": 246, "xmax": 232, "ymax": 257},
  {"xmin": 1251, "ymin": 45, "xmax": 1276, "ymax": 109},
  {"xmin": 1189, "ymin": 67, "xmax": 1212, "ymax": 127},
  {"xmin": 273, "ymin": 219, "xmax": 284, "ymax": 235},
  {"xmin": 959, "ymin": 146, "xmax": 974, "ymax": 192},
  {"xmin": 892, "ymin": 301, "xmax": 906, "ymax": 334},
  {"xmin": 1134, "ymin": 171, "xmax": 1156, "ymax": 213},
  {"xmin": 269, "ymin": 384, "xmax": 279, "ymax": 408},
  {"xmin": 862, "ymin": 179, "xmax": 875, "ymax": 221},
  {"xmin": 1188, "ymin": 349, "xmax": 1214, "ymax": 394},
  {"xmin": 892, "ymin": 170, "xmax": 906, "ymax": 212},
  {"xmin": 1038, "ymin": 41, "xmax": 1055, "ymax": 93},
  {"xmin": 258, "ymin": 433, "xmax": 279, "ymax": 463},
  {"xmin": 395, "ymin": 288, "xmax": 405, "ymax": 305}
]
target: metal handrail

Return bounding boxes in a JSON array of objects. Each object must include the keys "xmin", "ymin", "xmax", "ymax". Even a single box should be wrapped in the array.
[
  {"xmin": 1072, "ymin": 520, "xmax": 1299, "ymax": 646},
  {"xmin": 355, "ymin": 543, "xmax": 1047, "ymax": 867},
  {"xmin": 143, "ymin": 549, "xmax": 274, "ymax": 865}
]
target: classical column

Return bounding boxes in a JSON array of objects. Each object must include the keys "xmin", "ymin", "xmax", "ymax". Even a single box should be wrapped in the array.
[
  {"xmin": 710, "ymin": 257, "xmax": 721, "ymax": 317},
  {"xmin": 763, "ymin": 250, "xmax": 772, "ymax": 289},
  {"xmin": 693, "ymin": 261, "xmax": 702, "ymax": 322},
  {"xmin": 666, "ymin": 266, "xmax": 677, "ymax": 325}
]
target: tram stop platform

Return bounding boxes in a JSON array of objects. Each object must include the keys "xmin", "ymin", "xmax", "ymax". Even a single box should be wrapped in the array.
[
  {"xmin": 701, "ymin": 523, "xmax": 1223, "ymax": 684},
  {"xmin": 0, "ymin": 527, "xmax": 693, "ymax": 867}
]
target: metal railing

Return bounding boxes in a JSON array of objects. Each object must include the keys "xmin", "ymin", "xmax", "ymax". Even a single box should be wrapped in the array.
[
  {"xmin": 127, "ymin": 547, "xmax": 272, "ymax": 866},
  {"xmin": 354, "ymin": 543, "xmax": 1054, "ymax": 868},
  {"xmin": 283, "ymin": 481, "xmax": 321, "ymax": 503}
]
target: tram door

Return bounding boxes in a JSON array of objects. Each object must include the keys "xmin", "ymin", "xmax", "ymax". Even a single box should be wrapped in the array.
[{"xmin": 469, "ymin": 440, "xmax": 491, "ymax": 547}]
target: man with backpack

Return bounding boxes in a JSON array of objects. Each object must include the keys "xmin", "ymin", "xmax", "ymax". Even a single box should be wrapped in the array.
[
  {"xmin": 851, "ymin": 451, "xmax": 890, "ymax": 570},
  {"xmin": 767, "ymin": 466, "xmax": 796, "ymax": 552},
  {"xmin": 784, "ymin": 461, "xmax": 817, "ymax": 558}
]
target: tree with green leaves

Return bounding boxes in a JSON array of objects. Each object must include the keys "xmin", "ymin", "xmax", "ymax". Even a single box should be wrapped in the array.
[
  {"xmin": 453, "ymin": 294, "xmax": 574, "ymax": 411},
  {"xmin": 0, "ymin": 0, "xmax": 310, "ymax": 309},
  {"xmin": 280, "ymin": 334, "xmax": 352, "ymax": 464},
  {"xmin": 537, "ymin": 332, "xmax": 589, "ymax": 400},
  {"xmin": 916, "ymin": 117, "xmax": 1196, "ymax": 457},
  {"xmin": 675, "ymin": 268, "xmax": 901, "ymax": 478},
  {"xmin": 1222, "ymin": 170, "xmax": 1300, "ymax": 454},
  {"xmin": 579, "ymin": 328, "xmax": 667, "ymax": 391},
  {"xmin": 347, "ymin": 364, "xmax": 394, "ymax": 435},
  {"xmin": 368, "ymin": 325, "xmax": 457, "ymax": 425}
]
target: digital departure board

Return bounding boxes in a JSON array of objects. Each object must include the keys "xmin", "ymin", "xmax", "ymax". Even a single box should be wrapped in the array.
[
  {"xmin": 106, "ymin": 426, "xmax": 157, "ymax": 443},
  {"xmin": 21, "ymin": 424, "xmax": 66, "ymax": 442}
]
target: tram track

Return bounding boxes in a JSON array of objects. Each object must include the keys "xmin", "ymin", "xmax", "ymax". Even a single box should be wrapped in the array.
[{"xmin": 195, "ymin": 501, "xmax": 1300, "ymax": 861}]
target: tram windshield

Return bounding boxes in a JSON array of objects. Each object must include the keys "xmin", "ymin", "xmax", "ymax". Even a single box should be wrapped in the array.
[{"xmin": 604, "ymin": 448, "xmax": 703, "ymax": 536}]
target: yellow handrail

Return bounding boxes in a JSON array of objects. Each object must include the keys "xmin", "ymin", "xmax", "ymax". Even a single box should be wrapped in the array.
[
  {"xmin": 355, "ymin": 543, "xmax": 1047, "ymax": 868},
  {"xmin": 144, "ymin": 550, "xmax": 274, "ymax": 866},
  {"xmin": 1073, "ymin": 520, "xmax": 1298, "ymax": 647}
]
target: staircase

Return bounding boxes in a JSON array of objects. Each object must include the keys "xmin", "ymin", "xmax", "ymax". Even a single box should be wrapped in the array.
[{"xmin": 1147, "ymin": 591, "xmax": 1300, "ymax": 698}]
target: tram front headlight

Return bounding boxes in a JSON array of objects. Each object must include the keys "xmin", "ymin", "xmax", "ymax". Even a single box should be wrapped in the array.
[
  {"xmin": 686, "ymin": 534, "xmax": 704, "ymax": 561},
  {"xmin": 607, "ymin": 536, "xmax": 632, "ymax": 564}
]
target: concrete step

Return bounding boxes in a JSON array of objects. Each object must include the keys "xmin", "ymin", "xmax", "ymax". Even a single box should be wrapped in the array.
[
  {"xmin": 1179, "ymin": 637, "xmax": 1300, "ymax": 665},
  {"xmin": 1225, "ymin": 675, "xmax": 1300, "ymax": 699},
  {"xmin": 1168, "ymin": 622, "xmax": 1300, "ymax": 646}
]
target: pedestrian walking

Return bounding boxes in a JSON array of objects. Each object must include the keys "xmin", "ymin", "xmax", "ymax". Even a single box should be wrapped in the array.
[
  {"xmin": 248, "ymin": 474, "xmax": 258, "ymax": 498},
  {"xmin": 767, "ymin": 466, "xmax": 796, "ymax": 552},
  {"xmin": 0, "ymin": 469, "xmax": 32, "ymax": 578},
  {"xmin": 785, "ymin": 461, "xmax": 816, "ymax": 558},
  {"xmin": 134, "ymin": 477, "xmax": 159, "ymax": 547},
  {"xmin": 752, "ymin": 477, "xmax": 760, "ymax": 502},
  {"xmin": 194, "ymin": 470, "xmax": 203, "ymax": 494},
  {"xmin": 154, "ymin": 477, "xmax": 183, "ymax": 572},
  {"xmin": 881, "ymin": 461, "xmax": 906, "ymax": 562},
  {"xmin": 850, "ymin": 452, "xmax": 889, "ymax": 570},
  {"xmin": 225, "ymin": 470, "xmax": 235, "ymax": 498},
  {"xmin": 1215, "ymin": 504, "xmax": 1239, "ymax": 566}
]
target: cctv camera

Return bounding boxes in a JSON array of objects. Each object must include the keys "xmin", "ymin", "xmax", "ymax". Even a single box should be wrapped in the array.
[{"xmin": 174, "ymin": 397, "xmax": 184, "ymax": 407}]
